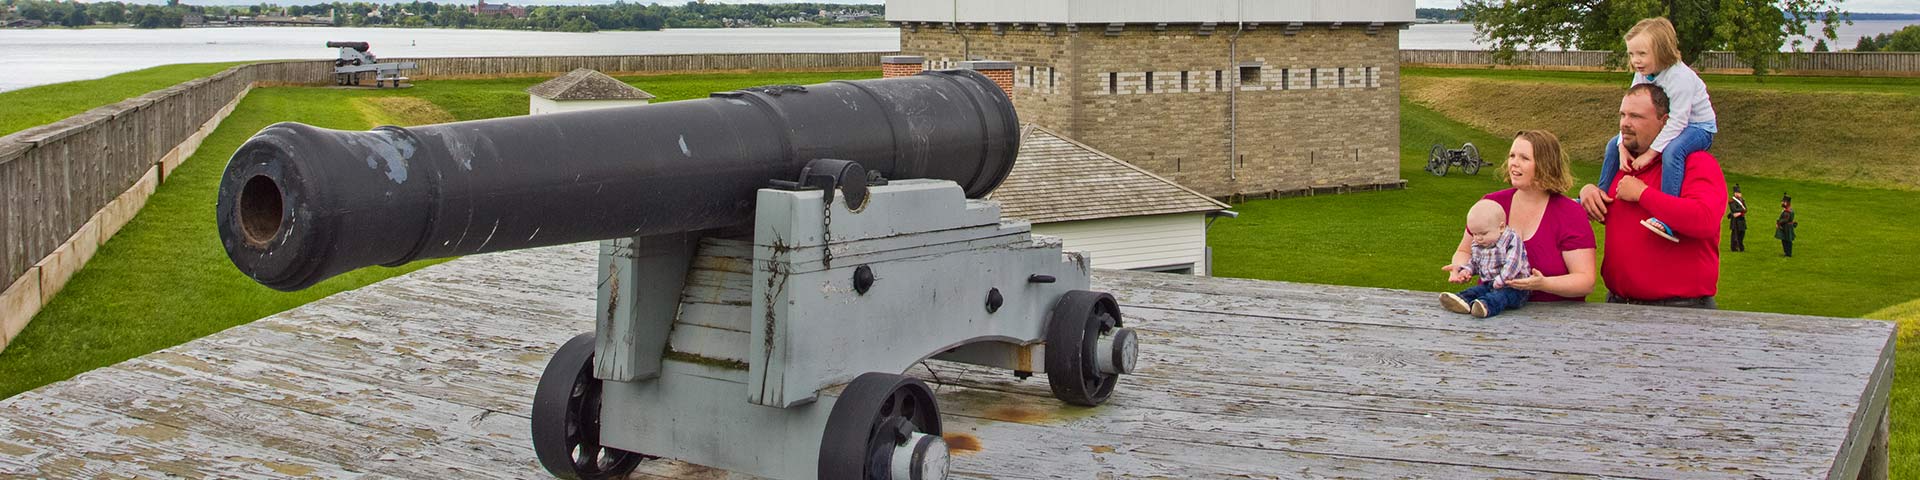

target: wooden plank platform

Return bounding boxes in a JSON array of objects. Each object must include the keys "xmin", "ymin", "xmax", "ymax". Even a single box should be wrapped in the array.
[{"xmin": 0, "ymin": 243, "xmax": 1894, "ymax": 479}]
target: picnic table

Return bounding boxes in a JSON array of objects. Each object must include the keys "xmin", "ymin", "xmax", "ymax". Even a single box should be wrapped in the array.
[{"xmin": 0, "ymin": 243, "xmax": 1893, "ymax": 479}]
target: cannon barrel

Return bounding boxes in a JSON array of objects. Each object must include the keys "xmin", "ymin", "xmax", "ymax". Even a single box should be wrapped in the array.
[
  {"xmin": 216, "ymin": 70, "xmax": 1019, "ymax": 291},
  {"xmin": 326, "ymin": 41, "xmax": 371, "ymax": 52}
]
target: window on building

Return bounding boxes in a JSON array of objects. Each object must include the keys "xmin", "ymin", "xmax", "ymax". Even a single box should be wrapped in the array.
[
  {"xmin": 1365, "ymin": 66, "xmax": 1376, "ymax": 87},
  {"xmin": 1109, "ymin": 72, "xmax": 1118, "ymax": 94},
  {"xmin": 1215, "ymin": 70, "xmax": 1223, "ymax": 90},
  {"xmin": 1180, "ymin": 71, "xmax": 1189, "ymax": 92},
  {"xmin": 1281, "ymin": 68, "xmax": 1290, "ymax": 90},
  {"xmin": 1310, "ymin": 68, "xmax": 1318, "ymax": 89},
  {"xmin": 1028, "ymin": 67, "xmax": 1036, "ymax": 89},
  {"xmin": 1338, "ymin": 67, "xmax": 1347, "ymax": 88},
  {"xmin": 1048, "ymin": 68, "xmax": 1056, "ymax": 89},
  {"xmin": 1145, "ymin": 71, "xmax": 1154, "ymax": 92},
  {"xmin": 1239, "ymin": 65, "xmax": 1260, "ymax": 86}
]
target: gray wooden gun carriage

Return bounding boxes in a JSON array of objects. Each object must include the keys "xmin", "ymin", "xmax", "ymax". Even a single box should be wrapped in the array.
[
  {"xmin": 211, "ymin": 71, "xmax": 1138, "ymax": 480},
  {"xmin": 1426, "ymin": 142, "xmax": 1485, "ymax": 176},
  {"xmin": 327, "ymin": 41, "xmax": 415, "ymax": 88}
]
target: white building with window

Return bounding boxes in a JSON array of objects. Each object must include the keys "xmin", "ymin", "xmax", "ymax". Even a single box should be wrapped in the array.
[{"xmin": 992, "ymin": 125, "xmax": 1232, "ymax": 275}]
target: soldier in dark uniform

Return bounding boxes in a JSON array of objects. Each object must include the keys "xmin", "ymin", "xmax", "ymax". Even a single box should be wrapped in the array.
[
  {"xmin": 1775, "ymin": 193, "xmax": 1797, "ymax": 257},
  {"xmin": 1727, "ymin": 185, "xmax": 1747, "ymax": 252}
]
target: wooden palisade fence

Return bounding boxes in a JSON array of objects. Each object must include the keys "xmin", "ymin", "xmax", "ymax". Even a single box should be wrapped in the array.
[{"xmin": 0, "ymin": 51, "xmax": 891, "ymax": 352}]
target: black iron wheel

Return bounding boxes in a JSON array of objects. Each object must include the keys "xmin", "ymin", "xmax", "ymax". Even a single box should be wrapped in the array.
[
  {"xmin": 1046, "ymin": 290, "xmax": 1123, "ymax": 406},
  {"xmin": 532, "ymin": 332, "xmax": 647, "ymax": 480},
  {"xmin": 1462, "ymin": 143, "xmax": 1482, "ymax": 175},
  {"xmin": 820, "ymin": 372, "xmax": 945, "ymax": 480},
  {"xmin": 1426, "ymin": 144, "xmax": 1448, "ymax": 176}
]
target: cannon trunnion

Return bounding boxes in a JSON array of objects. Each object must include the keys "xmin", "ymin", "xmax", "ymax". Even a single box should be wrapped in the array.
[{"xmin": 215, "ymin": 71, "xmax": 1138, "ymax": 480}]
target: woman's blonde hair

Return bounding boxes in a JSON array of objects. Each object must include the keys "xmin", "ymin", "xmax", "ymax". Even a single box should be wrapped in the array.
[
  {"xmin": 1508, "ymin": 130, "xmax": 1575, "ymax": 194},
  {"xmin": 1626, "ymin": 17, "xmax": 1683, "ymax": 69}
]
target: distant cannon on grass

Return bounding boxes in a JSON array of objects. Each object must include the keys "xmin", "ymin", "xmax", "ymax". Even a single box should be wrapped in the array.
[{"xmin": 327, "ymin": 41, "xmax": 414, "ymax": 88}]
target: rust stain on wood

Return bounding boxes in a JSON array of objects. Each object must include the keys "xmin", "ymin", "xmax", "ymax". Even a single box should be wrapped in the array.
[{"xmin": 944, "ymin": 432, "xmax": 983, "ymax": 456}]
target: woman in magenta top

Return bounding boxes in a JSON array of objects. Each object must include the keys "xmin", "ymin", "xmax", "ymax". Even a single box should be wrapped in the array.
[{"xmin": 1445, "ymin": 130, "xmax": 1597, "ymax": 302}]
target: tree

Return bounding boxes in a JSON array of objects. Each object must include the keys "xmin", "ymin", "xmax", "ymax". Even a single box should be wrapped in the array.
[
  {"xmin": 62, "ymin": 5, "xmax": 89, "ymax": 27},
  {"xmin": 1856, "ymin": 35, "xmax": 1878, "ymax": 51},
  {"xmin": 1461, "ymin": 0, "xmax": 1849, "ymax": 75},
  {"xmin": 1813, "ymin": 38, "xmax": 1828, "ymax": 51},
  {"xmin": 1863, "ymin": 25, "xmax": 1920, "ymax": 52},
  {"xmin": 19, "ymin": 2, "xmax": 48, "ymax": 21}
]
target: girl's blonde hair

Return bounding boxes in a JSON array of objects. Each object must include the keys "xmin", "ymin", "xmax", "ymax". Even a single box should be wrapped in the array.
[
  {"xmin": 1626, "ymin": 17, "xmax": 1683, "ymax": 69},
  {"xmin": 1509, "ymin": 130, "xmax": 1576, "ymax": 194}
]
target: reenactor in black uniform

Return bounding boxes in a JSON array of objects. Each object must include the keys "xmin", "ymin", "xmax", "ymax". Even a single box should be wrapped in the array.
[
  {"xmin": 1727, "ymin": 185, "xmax": 1747, "ymax": 252},
  {"xmin": 1775, "ymin": 193, "xmax": 1797, "ymax": 257}
]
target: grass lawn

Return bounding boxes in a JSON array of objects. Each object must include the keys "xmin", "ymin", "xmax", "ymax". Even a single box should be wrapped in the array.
[
  {"xmin": 0, "ymin": 69, "xmax": 880, "ymax": 399},
  {"xmin": 1212, "ymin": 96, "xmax": 1920, "ymax": 475},
  {"xmin": 0, "ymin": 62, "xmax": 252, "ymax": 137}
]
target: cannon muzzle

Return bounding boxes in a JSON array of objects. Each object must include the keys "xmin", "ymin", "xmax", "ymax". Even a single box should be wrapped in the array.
[
  {"xmin": 326, "ymin": 41, "xmax": 371, "ymax": 52},
  {"xmin": 217, "ymin": 70, "xmax": 1019, "ymax": 291}
]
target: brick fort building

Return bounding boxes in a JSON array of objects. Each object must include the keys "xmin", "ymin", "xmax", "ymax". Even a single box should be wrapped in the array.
[{"xmin": 886, "ymin": 0, "xmax": 1414, "ymax": 198}]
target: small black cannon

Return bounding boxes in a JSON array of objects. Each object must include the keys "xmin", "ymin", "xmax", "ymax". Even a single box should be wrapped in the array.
[
  {"xmin": 215, "ymin": 70, "xmax": 1139, "ymax": 480},
  {"xmin": 1426, "ymin": 142, "xmax": 1485, "ymax": 176}
]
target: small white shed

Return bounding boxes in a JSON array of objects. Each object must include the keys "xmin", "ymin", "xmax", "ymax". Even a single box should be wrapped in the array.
[
  {"xmin": 991, "ymin": 125, "xmax": 1232, "ymax": 275},
  {"xmin": 526, "ymin": 68, "xmax": 655, "ymax": 115}
]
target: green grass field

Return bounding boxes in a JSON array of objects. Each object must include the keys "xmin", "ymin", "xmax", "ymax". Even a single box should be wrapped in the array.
[
  {"xmin": 1213, "ymin": 71, "xmax": 1920, "ymax": 475},
  {"xmin": 0, "ymin": 70, "xmax": 880, "ymax": 399},
  {"xmin": 0, "ymin": 62, "xmax": 251, "ymax": 137}
]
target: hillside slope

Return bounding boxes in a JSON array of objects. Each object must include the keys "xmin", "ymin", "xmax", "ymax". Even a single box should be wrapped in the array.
[{"xmin": 1402, "ymin": 71, "xmax": 1920, "ymax": 191}]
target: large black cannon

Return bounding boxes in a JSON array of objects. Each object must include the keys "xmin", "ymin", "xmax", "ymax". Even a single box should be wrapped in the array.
[
  {"xmin": 216, "ymin": 70, "xmax": 1019, "ymax": 291},
  {"xmin": 216, "ymin": 68, "xmax": 1139, "ymax": 480}
]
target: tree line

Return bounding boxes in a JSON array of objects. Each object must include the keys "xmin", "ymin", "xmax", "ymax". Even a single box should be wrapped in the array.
[
  {"xmin": 0, "ymin": 0, "xmax": 885, "ymax": 32},
  {"xmin": 1854, "ymin": 25, "xmax": 1920, "ymax": 52},
  {"xmin": 1460, "ymin": 0, "xmax": 1862, "ymax": 75}
]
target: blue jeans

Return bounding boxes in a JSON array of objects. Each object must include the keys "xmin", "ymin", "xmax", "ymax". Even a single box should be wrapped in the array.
[
  {"xmin": 1459, "ymin": 283, "xmax": 1530, "ymax": 317},
  {"xmin": 1599, "ymin": 126, "xmax": 1715, "ymax": 199}
]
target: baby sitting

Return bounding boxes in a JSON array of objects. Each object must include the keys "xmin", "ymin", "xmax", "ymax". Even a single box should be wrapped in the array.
[{"xmin": 1442, "ymin": 200, "xmax": 1533, "ymax": 318}]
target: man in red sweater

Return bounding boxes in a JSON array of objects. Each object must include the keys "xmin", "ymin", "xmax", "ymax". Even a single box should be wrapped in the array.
[{"xmin": 1578, "ymin": 84, "xmax": 1728, "ymax": 308}]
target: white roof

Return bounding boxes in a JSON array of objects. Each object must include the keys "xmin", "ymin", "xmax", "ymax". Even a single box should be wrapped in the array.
[
  {"xmin": 886, "ymin": 0, "xmax": 1414, "ymax": 24},
  {"xmin": 989, "ymin": 125, "xmax": 1229, "ymax": 224}
]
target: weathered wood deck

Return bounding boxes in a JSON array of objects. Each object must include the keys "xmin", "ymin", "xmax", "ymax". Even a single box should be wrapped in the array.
[{"xmin": 0, "ymin": 242, "xmax": 1894, "ymax": 479}]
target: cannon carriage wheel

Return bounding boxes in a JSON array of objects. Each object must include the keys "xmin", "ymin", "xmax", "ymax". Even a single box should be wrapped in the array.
[
  {"xmin": 532, "ymin": 332, "xmax": 649, "ymax": 480},
  {"xmin": 820, "ymin": 372, "xmax": 950, "ymax": 480},
  {"xmin": 1426, "ymin": 144, "xmax": 1448, "ymax": 177},
  {"xmin": 1461, "ymin": 143, "xmax": 1483, "ymax": 176},
  {"xmin": 1046, "ymin": 291, "xmax": 1136, "ymax": 407}
]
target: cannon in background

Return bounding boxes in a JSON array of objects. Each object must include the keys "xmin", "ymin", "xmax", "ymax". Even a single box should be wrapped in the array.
[
  {"xmin": 214, "ymin": 70, "xmax": 1140, "ymax": 480},
  {"xmin": 327, "ymin": 41, "xmax": 414, "ymax": 87}
]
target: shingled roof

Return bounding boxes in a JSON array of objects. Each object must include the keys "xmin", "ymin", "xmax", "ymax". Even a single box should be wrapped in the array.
[
  {"xmin": 990, "ymin": 125, "xmax": 1229, "ymax": 224},
  {"xmin": 526, "ymin": 69, "xmax": 656, "ymax": 101}
]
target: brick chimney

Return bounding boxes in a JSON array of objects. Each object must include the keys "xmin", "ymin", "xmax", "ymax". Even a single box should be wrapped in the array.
[
  {"xmin": 882, "ymin": 55, "xmax": 926, "ymax": 79},
  {"xmin": 956, "ymin": 60, "xmax": 1015, "ymax": 100}
]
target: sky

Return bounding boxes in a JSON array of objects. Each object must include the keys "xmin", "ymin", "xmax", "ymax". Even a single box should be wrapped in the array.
[
  {"xmin": 146, "ymin": 0, "xmax": 1920, "ymax": 15},
  {"xmin": 694, "ymin": 0, "xmax": 1920, "ymax": 14},
  {"xmin": 1416, "ymin": 0, "xmax": 1920, "ymax": 14}
]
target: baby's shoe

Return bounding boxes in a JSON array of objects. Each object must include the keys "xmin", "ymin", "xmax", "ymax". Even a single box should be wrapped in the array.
[
  {"xmin": 1470, "ymin": 300, "xmax": 1491, "ymax": 319},
  {"xmin": 1641, "ymin": 217, "xmax": 1680, "ymax": 242},
  {"xmin": 1440, "ymin": 292, "xmax": 1470, "ymax": 314}
]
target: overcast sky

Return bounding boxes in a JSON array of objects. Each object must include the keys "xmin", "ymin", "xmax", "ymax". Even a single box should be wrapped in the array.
[
  {"xmin": 160, "ymin": 0, "xmax": 1920, "ymax": 14},
  {"xmin": 702, "ymin": 0, "xmax": 1919, "ymax": 15},
  {"xmin": 1415, "ymin": 0, "xmax": 1920, "ymax": 14}
]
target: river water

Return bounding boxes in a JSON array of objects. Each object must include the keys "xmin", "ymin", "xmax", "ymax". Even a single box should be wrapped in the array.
[{"xmin": 1, "ymin": 20, "xmax": 1914, "ymax": 93}]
